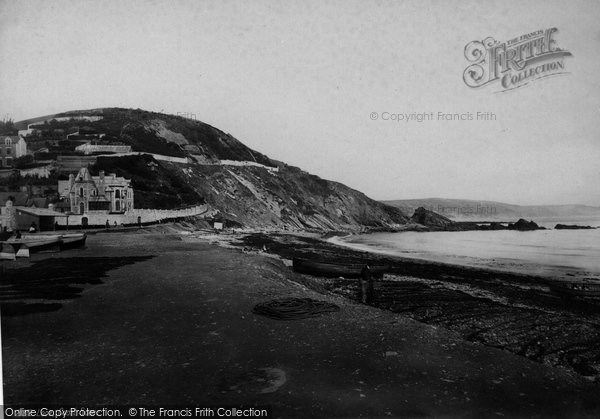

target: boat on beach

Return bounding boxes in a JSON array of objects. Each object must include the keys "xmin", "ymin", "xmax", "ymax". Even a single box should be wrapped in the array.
[
  {"xmin": 292, "ymin": 257, "xmax": 390, "ymax": 279},
  {"xmin": 58, "ymin": 233, "xmax": 87, "ymax": 250},
  {"xmin": 6, "ymin": 235, "xmax": 63, "ymax": 253},
  {"xmin": 1, "ymin": 232, "xmax": 87, "ymax": 255},
  {"xmin": 550, "ymin": 278, "xmax": 600, "ymax": 299},
  {"xmin": 1, "ymin": 243, "xmax": 17, "ymax": 260}
]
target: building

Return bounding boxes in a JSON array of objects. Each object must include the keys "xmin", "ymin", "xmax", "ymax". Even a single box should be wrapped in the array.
[
  {"xmin": 0, "ymin": 135, "xmax": 27, "ymax": 168},
  {"xmin": 0, "ymin": 199, "xmax": 66, "ymax": 232},
  {"xmin": 57, "ymin": 167, "xmax": 134, "ymax": 215}
]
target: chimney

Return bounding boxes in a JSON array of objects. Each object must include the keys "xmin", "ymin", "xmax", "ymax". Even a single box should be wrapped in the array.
[{"xmin": 98, "ymin": 170, "xmax": 105, "ymax": 196}]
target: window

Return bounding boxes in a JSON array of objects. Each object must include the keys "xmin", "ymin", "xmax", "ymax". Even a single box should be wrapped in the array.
[
  {"xmin": 79, "ymin": 202, "xmax": 85, "ymax": 214},
  {"xmin": 5, "ymin": 158, "xmax": 12, "ymax": 167},
  {"xmin": 115, "ymin": 201, "xmax": 120, "ymax": 211},
  {"xmin": 4, "ymin": 138, "xmax": 11, "ymax": 145},
  {"xmin": 6, "ymin": 148, "xmax": 11, "ymax": 155},
  {"xmin": 79, "ymin": 187, "xmax": 84, "ymax": 197},
  {"xmin": 115, "ymin": 190, "xmax": 121, "ymax": 199}
]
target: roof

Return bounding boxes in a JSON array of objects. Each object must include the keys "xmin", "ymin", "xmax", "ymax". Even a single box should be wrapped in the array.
[{"xmin": 14, "ymin": 206, "xmax": 68, "ymax": 217}]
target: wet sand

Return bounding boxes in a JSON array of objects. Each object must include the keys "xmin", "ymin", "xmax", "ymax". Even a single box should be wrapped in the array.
[{"xmin": 2, "ymin": 229, "xmax": 600, "ymax": 417}]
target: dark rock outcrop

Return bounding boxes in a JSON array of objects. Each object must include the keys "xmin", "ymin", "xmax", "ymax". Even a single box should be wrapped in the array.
[
  {"xmin": 474, "ymin": 222, "xmax": 507, "ymax": 230},
  {"xmin": 555, "ymin": 224, "xmax": 595, "ymax": 230},
  {"xmin": 508, "ymin": 218, "xmax": 545, "ymax": 231},
  {"xmin": 410, "ymin": 207, "xmax": 455, "ymax": 229}
]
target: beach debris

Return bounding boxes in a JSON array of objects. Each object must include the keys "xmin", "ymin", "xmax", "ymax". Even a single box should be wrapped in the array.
[{"xmin": 252, "ymin": 297, "xmax": 340, "ymax": 320}]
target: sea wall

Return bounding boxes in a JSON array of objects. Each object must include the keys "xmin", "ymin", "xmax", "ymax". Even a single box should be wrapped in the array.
[{"xmin": 56, "ymin": 204, "xmax": 212, "ymax": 226}]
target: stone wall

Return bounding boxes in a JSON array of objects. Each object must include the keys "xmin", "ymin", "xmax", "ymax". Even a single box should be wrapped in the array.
[
  {"xmin": 93, "ymin": 152, "xmax": 191, "ymax": 164},
  {"xmin": 20, "ymin": 165, "xmax": 54, "ymax": 178},
  {"xmin": 55, "ymin": 204, "xmax": 212, "ymax": 227}
]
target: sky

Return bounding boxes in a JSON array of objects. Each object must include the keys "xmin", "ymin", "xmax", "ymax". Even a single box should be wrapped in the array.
[{"xmin": 1, "ymin": 0, "xmax": 599, "ymax": 206}]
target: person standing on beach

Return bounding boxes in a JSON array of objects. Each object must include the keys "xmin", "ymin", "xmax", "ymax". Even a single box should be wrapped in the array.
[{"xmin": 359, "ymin": 265, "xmax": 374, "ymax": 304}]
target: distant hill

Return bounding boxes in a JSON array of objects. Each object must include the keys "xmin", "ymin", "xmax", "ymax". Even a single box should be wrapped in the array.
[
  {"xmin": 15, "ymin": 108, "xmax": 408, "ymax": 230},
  {"xmin": 383, "ymin": 198, "xmax": 600, "ymax": 221}
]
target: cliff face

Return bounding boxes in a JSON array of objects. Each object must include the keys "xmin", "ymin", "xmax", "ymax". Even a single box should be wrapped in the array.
[
  {"xmin": 19, "ymin": 108, "xmax": 408, "ymax": 231},
  {"xmin": 162, "ymin": 162, "xmax": 408, "ymax": 230}
]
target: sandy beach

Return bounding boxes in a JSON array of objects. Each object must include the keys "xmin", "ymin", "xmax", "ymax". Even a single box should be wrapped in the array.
[{"xmin": 2, "ymin": 227, "xmax": 600, "ymax": 417}]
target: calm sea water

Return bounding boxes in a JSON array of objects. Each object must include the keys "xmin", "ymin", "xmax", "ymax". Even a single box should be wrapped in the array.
[{"xmin": 331, "ymin": 217, "xmax": 600, "ymax": 280}]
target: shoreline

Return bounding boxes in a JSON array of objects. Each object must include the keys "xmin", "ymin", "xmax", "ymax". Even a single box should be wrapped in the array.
[
  {"xmin": 226, "ymin": 231, "xmax": 600, "ymax": 381},
  {"xmin": 325, "ymin": 229, "xmax": 600, "ymax": 282},
  {"xmin": 2, "ymin": 227, "xmax": 600, "ymax": 416}
]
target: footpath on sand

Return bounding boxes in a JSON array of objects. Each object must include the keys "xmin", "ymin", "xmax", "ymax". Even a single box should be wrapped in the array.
[{"xmin": 1, "ymin": 232, "xmax": 599, "ymax": 417}]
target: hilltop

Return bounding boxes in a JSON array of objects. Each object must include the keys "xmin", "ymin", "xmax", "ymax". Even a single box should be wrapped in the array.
[{"xmin": 12, "ymin": 108, "xmax": 408, "ymax": 230}]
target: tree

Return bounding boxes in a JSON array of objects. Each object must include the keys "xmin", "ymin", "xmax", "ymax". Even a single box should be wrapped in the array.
[
  {"xmin": 12, "ymin": 155, "xmax": 34, "ymax": 168},
  {"xmin": 0, "ymin": 116, "xmax": 15, "ymax": 134}
]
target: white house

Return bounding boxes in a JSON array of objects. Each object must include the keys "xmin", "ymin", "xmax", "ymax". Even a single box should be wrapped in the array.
[{"xmin": 0, "ymin": 136, "xmax": 27, "ymax": 168}]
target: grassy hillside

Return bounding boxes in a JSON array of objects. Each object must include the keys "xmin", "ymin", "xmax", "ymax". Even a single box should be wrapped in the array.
[{"xmin": 20, "ymin": 108, "xmax": 275, "ymax": 163}]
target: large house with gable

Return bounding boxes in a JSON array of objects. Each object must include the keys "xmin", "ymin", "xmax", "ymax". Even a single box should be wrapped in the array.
[{"xmin": 57, "ymin": 167, "xmax": 134, "ymax": 215}]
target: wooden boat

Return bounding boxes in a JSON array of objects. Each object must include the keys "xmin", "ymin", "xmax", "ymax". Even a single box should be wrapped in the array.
[
  {"xmin": 5, "ymin": 235, "xmax": 62, "ymax": 253},
  {"xmin": 2, "ymin": 241, "xmax": 29, "ymax": 258},
  {"xmin": 292, "ymin": 257, "xmax": 390, "ymax": 279},
  {"xmin": 1, "ymin": 243, "xmax": 16, "ymax": 260},
  {"xmin": 16, "ymin": 244, "xmax": 30, "ymax": 258},
  {"xmin": 59, "ymin": 233, "xmax": 87, "ymax": 250},
  {"xmin": 550, "ymin": 278, "xmax": 600, "ymax": 299}
]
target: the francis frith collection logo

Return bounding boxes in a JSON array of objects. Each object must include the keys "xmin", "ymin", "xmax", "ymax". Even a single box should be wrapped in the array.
[{"xmin": 463, "ymin": 28, "xmax": 572, "ymax": 92}]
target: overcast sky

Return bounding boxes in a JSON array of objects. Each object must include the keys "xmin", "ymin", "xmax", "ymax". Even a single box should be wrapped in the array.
[{"xmin": 1, "ymin": 0, "xmax": 599, "ymax": 205}]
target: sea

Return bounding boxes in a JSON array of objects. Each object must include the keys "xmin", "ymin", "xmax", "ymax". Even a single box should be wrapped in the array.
[{"xmin": 330, "ymin": 216, "xmax": 600, "ymax": 280}]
